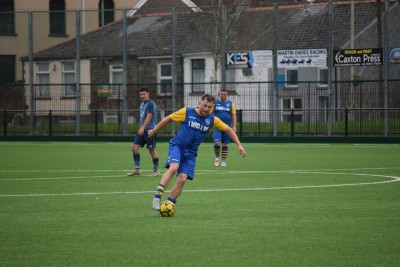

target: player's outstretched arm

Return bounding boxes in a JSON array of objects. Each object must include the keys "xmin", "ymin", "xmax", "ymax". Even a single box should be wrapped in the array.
[
  {"xmin": 224, "ymin": 127, "xmax": 246, "ymax": 157},
  {"xmin": 148, "ymin": 116, "xmax": 171, "ymax": 138}
]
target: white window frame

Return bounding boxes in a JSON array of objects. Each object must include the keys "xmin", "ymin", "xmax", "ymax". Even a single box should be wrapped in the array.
[
  {"xmin": 157, "ymin": 63, "xmax": 172, "ymax": 95},
  {"xmin": 282, "ymin": 98, "xmax": 302, "ymax": 110},
  {"xmin": 191, "ymin": 58, "xmax": 205, "ymax": 93},
  {"xmin": 62, "ymin": 61, "xmax": 76, "ymax": 96},
  {"xmin": 281, "ymin": 97, "xmax": 303, "ymax": 122},
  {"xmin": 318, "ymin": 67, "xmax": 328, "ymax": 87},
  {"xmin": 285, "ymin": 69, "xmax": 298, "ymax": 88},
  {"xmin": 109, "ymin": 64, "xmax": 123, "ymax": 98},
  {"xmin": 36, "ymin": 63, "xmax": 50, "ymax": 97}
]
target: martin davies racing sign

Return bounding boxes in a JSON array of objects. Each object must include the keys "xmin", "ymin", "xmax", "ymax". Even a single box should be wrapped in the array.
[{"xmin": 333, "ymin": 48, "xmax": 383, "ymax": 67}]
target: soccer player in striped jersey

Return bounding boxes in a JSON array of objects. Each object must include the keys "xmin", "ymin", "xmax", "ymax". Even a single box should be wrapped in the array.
[
  {"xmin": 148, "ymin": 94, "xmax": 246, "ymax": 211},
  {"xmin": 212, "ymin": 89, "xmax": 237, "ymax": 167}
]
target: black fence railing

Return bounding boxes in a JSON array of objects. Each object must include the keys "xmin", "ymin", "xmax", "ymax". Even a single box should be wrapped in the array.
[
  {"xmin": 1, "ymin": 80, "xmax": 399, "ymax": 139},
  {"xmin": 1, "ymin": 108, "xmax": 399, "ymax": 138}
]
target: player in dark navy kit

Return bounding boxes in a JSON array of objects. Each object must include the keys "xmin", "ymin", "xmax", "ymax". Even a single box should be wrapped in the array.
[
  {"xmin": 148, "ymin": 94, "xmax": 246, "ymax": 210},
  {"xmin": 127, "ymin": 87, "xmax": 160, "ymax": 177},
  {"xmin": 212, "ymin": 89, "xmax": 237, "ymax": 167}
]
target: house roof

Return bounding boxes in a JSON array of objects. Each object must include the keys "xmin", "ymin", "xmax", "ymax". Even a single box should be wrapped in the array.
[
  {"xmin": 129, "ymin": 0, "xmax": 202, "ymax": 16},
  {"xmin": 129, "ymin": 0, "xmax": 331, "ymax": 16},
  {"xmin": 25, "ymin": 1, "xmax": 391, "ymax": 61}
]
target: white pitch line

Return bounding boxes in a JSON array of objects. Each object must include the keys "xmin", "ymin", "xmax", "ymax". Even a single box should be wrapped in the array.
[
  {"xmin": 0, "ymin": 169, "xmax": 123, "ymax": 173},
  {"xmin": 2, "ymin": 167, "xmax": 400, "ymax": 181},
  {"xmin": 0, "ymin": 172, "xmax": 399, "ymax": 197},
  {"xmin": 3, "ymin": 175, "xmax": 124, "ymax": 181}
]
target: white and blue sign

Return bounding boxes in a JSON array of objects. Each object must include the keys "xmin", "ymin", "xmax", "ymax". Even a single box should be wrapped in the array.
[
  {"xmin": 227, "ymin": 51, "xmax": 254, "ymax": 68},
  {"xmin": 389, "ymin": 48, "xmax": 400, "ymax": 64},
  {"xmin": 278, "ymin": 49, "xmax": 327, "ymax": 68},
  {"xmin": 227, "ymin": 50, "xmax": 273, "ymax": 69}
]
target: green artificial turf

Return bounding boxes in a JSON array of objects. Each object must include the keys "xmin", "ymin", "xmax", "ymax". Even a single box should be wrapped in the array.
[{"xmin": 0, "ymin": 142, "xmax": 399, "ymax": 266}]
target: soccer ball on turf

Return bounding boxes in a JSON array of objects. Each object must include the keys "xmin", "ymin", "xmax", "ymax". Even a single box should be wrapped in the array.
[{"xmin": 159, "ymin": 200, "xmax": 176, "ymax": 217}]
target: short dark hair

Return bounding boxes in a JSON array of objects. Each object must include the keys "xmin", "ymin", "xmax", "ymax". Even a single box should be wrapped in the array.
[
  {"xmin": 139, "ymin": 87, "xmax": 149, "ymax": 93},
  {"xmin": 201, "ymin": 93, "xmax": 215, "ymax": 103},
  {"xmin": 220, "ymin": 88, "xmax": 228, "ymax": 93}
]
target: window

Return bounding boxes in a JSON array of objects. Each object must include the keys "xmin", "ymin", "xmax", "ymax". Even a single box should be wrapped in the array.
[
  {"xmin": 0, "ymin": 55, "xmax": 15, "ymax": 82},
  {"xmin": 293, "ymin": 98, "xmax": 302, "ymax": 109},
  {"xmin": 63, "ymin": 62, "xmax": 75, "ymax": 96},
  {"xmin": 0, "ymin": 0, "xmax": 14, "ymax": 34},
  {"xmin": 282, "ymin": 98, "xmax": 303, "ymax": 122},
  {"xmin": 282, "ymin": 99, "xmax": 291, "ymax": 110},
  {"xmin": 158, "ymin": 63, "xmax": 172, "ymax": 95},
  {"xmin": 191, "ymin": 59, "xmax": 205, "ymax": 92},
  {"xmin": 110, "ymin": 65, "xmax": 123, "ymax": 97},
  {"xmin": 36, "ymin": 63, "xmax": 50, "ymax": 97},
  {"xmin": 99, "ymin": 0, "xmax": 115, "ymax": 27},
  {"xmin": 286, "ymin": 69, "xmax": 298, "ymax": 87},
  {"xmin": 49, "ymin": 0, "xmax": 66, "ymax": 36},
  {"xmin": 318, "ymin": 68, "xmax": 328, "ymax": 87},
  {"xmin": 282, "ymin": 98, "xmax": 302, "ymax": 110}
]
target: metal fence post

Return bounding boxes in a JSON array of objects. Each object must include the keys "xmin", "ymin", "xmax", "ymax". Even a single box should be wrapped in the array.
[
  {"xmin": 95, "ymin": 109, "xmax": 98, "ymax": 136},
  {"xmin": 75, "ymin": 10, "xmax": 81, "ymax": 136},
  {"xmin": 220, "ymin": 5, "xmax": 226, "ymax": 88},
  {"xmin": 3, "ymin": 110, "xmax": 7, "ymax": 137},
  {"xmin": 171, "ymin": 7, "xmax": 177, "ymax": 135},
  {"xmin": 291, "ymin": 109, "xmax": 295, "ymax": 137},
  {"xmin": 327, "ymin": 0, "xmax": 333, "ymax": 137},
  {"xmin": 238, "ymin": 109, "xmax": 243, "ymax": 138},
  {"xmin": 273, "ymin": 3, "xmax": 279, "ymax": 137},
  {"xmin": 48, "ymin": 110, "xmax": 52, "ymax": 136},
  {"xmin": 28, "ymin": 11, "xmax": 34, "ymax": 136},
  {"xmin": 345, "ymin": 108, "xmax": 349, "ymax": 137},
  {"xmin": 384, "ymin": 0, "xmax": 389, "ymax": 136},
  {"xmin": 122, "ymin": 9, "xmax": 129, "ymax": 136}
]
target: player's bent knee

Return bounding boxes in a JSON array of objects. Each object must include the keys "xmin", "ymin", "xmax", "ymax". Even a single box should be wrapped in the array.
[{"xmin": 176, "ymin": 176, "xmax": 187, "ymax": 188}]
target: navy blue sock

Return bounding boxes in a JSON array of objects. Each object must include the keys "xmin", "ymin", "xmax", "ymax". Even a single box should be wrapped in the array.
[
  {"xmin": 167, "ymin": 197, "xmax": 176, "ymax": 204},
  {"xmin": 152, "ymin": 157, "xmax": 159, "ymax": 172},
  {"xmin": 133, "ymin": 153, "xmax": 140, "ymax": 169}
]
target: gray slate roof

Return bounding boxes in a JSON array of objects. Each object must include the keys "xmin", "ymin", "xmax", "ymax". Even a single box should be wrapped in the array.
[{"xmin": 26, "ymin": 1, "xmax": 387, "ymax": 61}]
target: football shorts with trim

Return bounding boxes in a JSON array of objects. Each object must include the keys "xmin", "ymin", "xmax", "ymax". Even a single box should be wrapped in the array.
[{"xmin": 165, "ymin": 143, "xmax": 196, "ymax": 180}]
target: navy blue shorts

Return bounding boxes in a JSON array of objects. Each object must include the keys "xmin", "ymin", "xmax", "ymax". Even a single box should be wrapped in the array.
[
  {"xmin": 133, "ymin": 131, "xmax": 156, "ymax": 149},
  {"xmin": 213, "ymin": 130, "xmax": 230, "ymax": 144}
]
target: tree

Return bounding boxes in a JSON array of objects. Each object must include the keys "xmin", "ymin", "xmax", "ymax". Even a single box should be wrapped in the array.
[{"xmin": 198, "ymin": 0, "xmax": 246, "ymax": 82}]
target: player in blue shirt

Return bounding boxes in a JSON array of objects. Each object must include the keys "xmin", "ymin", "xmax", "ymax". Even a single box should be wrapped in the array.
[
  {"xmin": 127, "ymin": 87, "xmax": 160, "ymax": 177},
  {"xmin": 212, "ymin": 89, "xmax": 237, "ymax": 167},
  {"xmin": 148, "ymin": 94, "xmax": 246, "ymax": 211}
]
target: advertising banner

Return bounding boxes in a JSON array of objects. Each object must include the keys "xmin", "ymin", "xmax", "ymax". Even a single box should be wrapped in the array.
[
  {"xmin": 333, "ymin": 48, "xmax": 383, "ymax": 67},
  {"xmin": 277, "ymin": 49, "xmax": 327, "ymax": 68},
  {"xmin": 389, "ymin": 48, "xmax": 400, "ymax": 64},
  {"xmin": 226, "ymin": 50, "xmax": 273, "ymax": 69},
  {"xmin": 227, "ymin": 51, "xmax": 254, "ymax": 69}
]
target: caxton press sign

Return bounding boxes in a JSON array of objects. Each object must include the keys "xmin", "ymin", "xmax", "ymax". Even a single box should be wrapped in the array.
[{"xmin": 333, "ymin": 48, "xmax": 383, "ymax": 67}]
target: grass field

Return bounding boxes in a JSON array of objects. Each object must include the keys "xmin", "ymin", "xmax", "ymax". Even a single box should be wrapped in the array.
[{"xmin": 0, "ymin": 141, "xmax": 399, "ymax": 266}]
